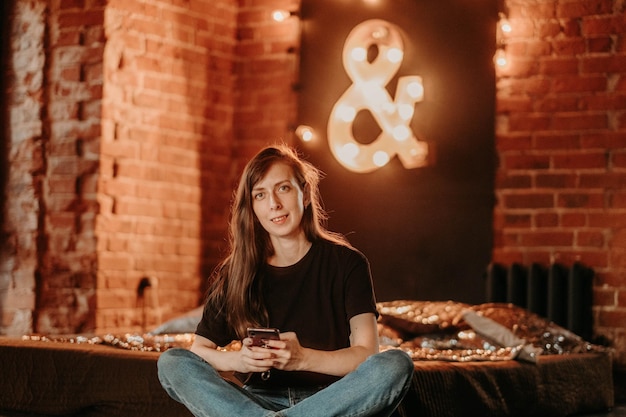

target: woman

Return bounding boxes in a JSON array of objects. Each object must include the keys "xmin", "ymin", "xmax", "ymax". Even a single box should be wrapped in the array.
[{"xmin": 157, "ymin": 145, "xmax": 414, "ymax": 417}]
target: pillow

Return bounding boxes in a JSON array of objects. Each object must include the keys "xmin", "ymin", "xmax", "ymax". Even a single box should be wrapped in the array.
[
  {"xmin": 377, "ymin": 300, "xmax": 470, "ymax": 336},
  {"xmin": 150, "ymin": 307, "xmax": 203, "ymax": 334}
]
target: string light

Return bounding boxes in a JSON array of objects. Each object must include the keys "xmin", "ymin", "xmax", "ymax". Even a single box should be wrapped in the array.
[
  {"xmin": 295, "ymin": 125, "xmax": 314, "ymax": 142},
  {"xmin": 499, "ymin": 13, "xmax": 512, "ymax": 34},
  {"xmin": 271, "ymin": 9, "xmax": 293, "ymax": 22},
  {"xmin": 494, "ymin": 48, "xmax": 508, "ymax": 68},
  {"xmin": 270, "ymin": 7, "xmax": 301, "ymax": 54},
  {"xmin": 494, "ymin": 12, "xmax": 511, "ymax": 71}
]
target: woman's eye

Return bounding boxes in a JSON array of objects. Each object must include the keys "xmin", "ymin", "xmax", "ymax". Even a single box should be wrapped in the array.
[
  {"xmin": 278, "ymin": 185, "xmax": 291, "ymax": 193},
  {"xmin": 254, "ymin": 192, "xmax": 264, "ymax": 200}
]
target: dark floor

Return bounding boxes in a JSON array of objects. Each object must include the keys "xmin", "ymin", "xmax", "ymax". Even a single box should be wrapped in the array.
[
  {"xmin": 2, "ymin": 407, "xmax": 626, "ymax": 416},
  {"xmin": 578, "ymin": 405, "xmax": 626, "ymax": 417}
]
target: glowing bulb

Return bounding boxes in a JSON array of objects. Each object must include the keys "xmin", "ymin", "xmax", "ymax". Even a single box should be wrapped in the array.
[
  {"xmin": 295, "ymin": 125, "xmax": 314, "ymax": 142},
  {"xmin": 500, "ymin": 19, "xmax": 512, "ymax": 34},
  {"xmin": 409, "ymin": 147, "xmax": 422, "ymax": 157},
  {"xmin": 372, "ymin": 26, "xmax": 388, "ymax": 39},
  {"xmin": 336, "ymin": 105, "xmax": 356, "ymax": 122},
  {"xmin": 392, "ymin": 125, "xmax": 410, "ymax": 141},
  {"xmin": 271, "ymin": 10, "xmax": 291, "ymax": 22},
  {"xmin": 407, "ymin": 81, "xmax": 424, "ymax": 99},
  {"xmin": 386, "ymin": 47, "xmax": 403, "ymax": 63},
  {"xmin": 338, "ymin": 143, "xmax": 359, "ymax": 161},
  {"xmin": 350, "ymin": 47, "xmax": 367, "ymax": 62},
  {"xmin": 494, "ymin": 48, "xmax": 507, "ymax": 67},
  {"xmin": 373, "ymin": 151, "xmax": 390, "ymax": 167},
  {"xmin": 398, "ymin": 104, "xmax": 414, "ymax": 120},
  {"xmin": 382, "ymin": 102, "xmax": 396, "ymax": 114}
]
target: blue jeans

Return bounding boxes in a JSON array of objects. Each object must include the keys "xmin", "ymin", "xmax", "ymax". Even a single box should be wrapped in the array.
[{"xmin": 157, "ymin": 348, "xmax": 414, "ymax": 417}]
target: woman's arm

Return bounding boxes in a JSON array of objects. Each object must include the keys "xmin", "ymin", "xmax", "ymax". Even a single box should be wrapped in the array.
[{"xmin": 267, "ymin": 312, "xmax": 379, "ymax": 377}]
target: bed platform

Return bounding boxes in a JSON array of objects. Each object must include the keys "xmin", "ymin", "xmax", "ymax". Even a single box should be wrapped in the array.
[{"xmin": 0, "ymin": 302, "xmax": 615, "ymax": 417}]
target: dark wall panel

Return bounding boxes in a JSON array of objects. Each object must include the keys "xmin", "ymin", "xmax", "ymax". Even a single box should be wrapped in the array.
[{"xmin": 297, "ymin": 0, "xmax": 497, "ymax": 303}]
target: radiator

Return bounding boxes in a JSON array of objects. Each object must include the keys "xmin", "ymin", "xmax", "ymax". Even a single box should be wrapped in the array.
[{"xmin": 485, "ymin": 262, "xmax": 594, "ymax": 341}]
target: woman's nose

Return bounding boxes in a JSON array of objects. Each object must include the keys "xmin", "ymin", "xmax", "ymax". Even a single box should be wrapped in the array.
[{"xmin": 269, "ymin": 193, "xmax": 281, "ymax": 209}]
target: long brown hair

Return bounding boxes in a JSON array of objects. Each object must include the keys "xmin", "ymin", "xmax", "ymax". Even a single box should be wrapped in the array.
[{"xmin": 206, "ymin": 145, "xmax": 348, "ymax": 339}]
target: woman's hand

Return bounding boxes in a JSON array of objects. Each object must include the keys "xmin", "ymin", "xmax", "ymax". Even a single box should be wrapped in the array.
[
  {"xmin": 239, "ymin": 336, "xmax": 280, "ymax": 373},
  {"xmin": 258, "ymin": 332, "xmax": 306, "ymax": 372}
]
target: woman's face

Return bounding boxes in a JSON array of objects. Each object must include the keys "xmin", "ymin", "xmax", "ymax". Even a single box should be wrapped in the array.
[{"xmin": 251, "ymin": 162, "xmax": 309, "ymax": 242}]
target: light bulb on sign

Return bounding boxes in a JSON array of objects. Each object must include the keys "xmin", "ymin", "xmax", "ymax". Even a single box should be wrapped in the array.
[
  {"xmin": 392, "ymin": 125, "xmax": 410, "ymax": 142},
  {"xmin": 336, "ymin": 105, "xmax": 356, "ymax": 122},
  {"xmin": 398, "ymin": 104, "xmax": 414, "ymax": 121},
  {"xmin": 406, "ymin": 80, "xmax": 424, "ymax": 100},
  {"xmin": 386, "ymin": 48, "xmax": 403, "ymax": 63},
  {"xmin": 382, "ymin": 102, "xmax": 396, "ymax": 115},
  {"xmin": 351, "ymin": 47, "xmax": 367, "ymax": 62},
  {"xmin": 371, "ymin": 26, "xmax": 388, "ymax": 39},
  {"xmin": 373, "ymin": 151, "xmax": 390, "ymax": 167},
  {"xmin": 337, "ymin": 143, "xmax": 360, "ymax": 164}
]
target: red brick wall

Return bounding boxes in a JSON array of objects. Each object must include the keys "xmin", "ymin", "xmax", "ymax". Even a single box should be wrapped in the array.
[
  {"xmin": 233, "ymin": 0, "xmax": 301, "ymax": 169},
  {"xmin": 97, "ymin": 0, "xmax": 239, "ymax": 332},
  {"xmin": 494, "ymin": 0, "xmax": 626, "ymax": 364}
]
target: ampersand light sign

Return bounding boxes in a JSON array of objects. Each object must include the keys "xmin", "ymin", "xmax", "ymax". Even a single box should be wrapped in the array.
[{"xmin": 327, "ymin": 19, "xmax": 428, "ymax": 173}]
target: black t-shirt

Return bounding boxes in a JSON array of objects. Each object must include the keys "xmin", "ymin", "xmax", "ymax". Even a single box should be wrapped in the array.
[{"xmin": 195, "ymin": 239, "xmax": 378, "ymax": 386}]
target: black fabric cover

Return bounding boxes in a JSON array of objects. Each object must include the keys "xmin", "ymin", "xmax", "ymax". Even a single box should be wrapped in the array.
[
  {"xmin": 397, "ymin": 352, "xmax": 614, "ymax": 417},
  {"xmin": 0, "ymin": 338, "xmax": 192, "ymax": 417}
]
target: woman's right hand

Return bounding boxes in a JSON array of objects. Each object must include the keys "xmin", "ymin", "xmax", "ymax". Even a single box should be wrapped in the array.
[{"xmin": 238, "ymin": 336, "xmax": 278, "ymax": 373}]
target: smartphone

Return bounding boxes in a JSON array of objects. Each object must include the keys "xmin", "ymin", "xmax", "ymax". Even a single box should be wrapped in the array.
[{"xmin": 247, "ymin": 327, "xmax": 280, "ymax": 348}]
